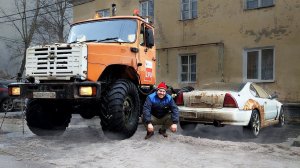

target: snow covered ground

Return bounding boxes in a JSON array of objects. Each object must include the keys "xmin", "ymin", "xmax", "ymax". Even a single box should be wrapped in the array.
[{"xmin": 1, "ymin": 112, "xmax": 300, "ymax": 168}]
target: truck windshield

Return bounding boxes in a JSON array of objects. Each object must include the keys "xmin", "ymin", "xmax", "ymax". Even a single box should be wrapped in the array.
[{"xmin": 67, "ymin": 19, "xmax": 137, "ymax": 43}]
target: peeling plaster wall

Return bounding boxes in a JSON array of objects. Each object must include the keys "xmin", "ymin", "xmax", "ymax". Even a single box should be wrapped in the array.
[
  {"xmin": 73, "ymin": 0, "xmax": 300, "ymax": 102},
  {"xmin": 156, "ymin": 45, "xmax": 221, "ymax": 89},
  {"xmin": 155, "ymin": 0, "xmax": 300, "ymax": 102}
]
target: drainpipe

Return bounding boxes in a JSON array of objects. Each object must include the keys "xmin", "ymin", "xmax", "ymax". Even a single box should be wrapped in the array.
[
  {"xmin": 112, "ymin": 3, "xmax": 116, "ymax": 16},
  {"xmin": 166, "ymin": 49, "xmax": 169, "ymax": 73},
  {"xmin": 218, "ymin": 42, "xmax": 224, "ymax": 82}
]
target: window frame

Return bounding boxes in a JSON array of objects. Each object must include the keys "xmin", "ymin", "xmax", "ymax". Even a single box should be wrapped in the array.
[
  {"xmin": 140, "ymin": 0, "xmax": 149, "ymax": 17},
  {"xmin": 180, "ymin": 0, "xmax": 198, "ymax": 20},
  {"xmin": 178, "ymin": 54, "xmax": 197, "ymax": 83},
  {"xmin": 139, "ymin": 0, "xmax": 154, "ymax": 21},
  {"xmin": 244, "ymin": 0, "xmax": 275, "ymax": 10},
  {"xmin": 243, "ymin": 47, "xmax": 275, "ymax": 83}
]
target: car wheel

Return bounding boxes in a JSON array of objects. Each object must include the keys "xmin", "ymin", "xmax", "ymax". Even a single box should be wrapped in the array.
[
  {"xmin": 275, "ymin": 107, "xmax": 284, "ymax": 127},
  {"xmin": 243, "ymin": 110, "xmax": 260, "ymax": 138},
  {"xmin": 1, "ymin": 98, "xmax": 14, "ymax": 112},
  {"xmin": 180, "ymin": 121, "xmax": 197, "ymax": 131}
]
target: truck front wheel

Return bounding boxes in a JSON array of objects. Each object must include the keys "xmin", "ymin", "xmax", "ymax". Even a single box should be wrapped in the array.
[
  {"xmin": 26, "ymin": 99, "xmax": 72, "ymax": 136},
  {"xmin": 100, "ymin": 79, "xmax": 140, "ymax": 140}
]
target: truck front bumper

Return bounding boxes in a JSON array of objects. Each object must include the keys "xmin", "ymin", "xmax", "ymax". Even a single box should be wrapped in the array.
[{"xmin": 8, "ymin": 82, "xmax": 101, "ymax": 99}]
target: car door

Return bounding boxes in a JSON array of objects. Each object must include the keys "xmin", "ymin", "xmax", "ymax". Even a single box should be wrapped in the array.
[{"xmin": 252, "ymin": 84, "xmax": 278, "ymax": 120}]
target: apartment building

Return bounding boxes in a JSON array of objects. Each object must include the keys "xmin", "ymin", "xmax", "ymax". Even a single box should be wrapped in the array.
[{"xmin": 72, "ymin": 0, "xmax": 300, "ymax": 103}]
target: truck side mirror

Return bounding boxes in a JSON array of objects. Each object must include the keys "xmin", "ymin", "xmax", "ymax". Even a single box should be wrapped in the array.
[{"xmin": 146, "ymin": 28, "xmax": 154, "ymax": 48}]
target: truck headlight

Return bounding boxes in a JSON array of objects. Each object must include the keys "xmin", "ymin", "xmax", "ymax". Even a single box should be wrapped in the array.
[
  {"xmin": 10, "ymin": 87, "xmax": 20, "ymax": 96},
  {"xmin": 79, "ymin": 86, "xmax": 96, "ymax": 96}
]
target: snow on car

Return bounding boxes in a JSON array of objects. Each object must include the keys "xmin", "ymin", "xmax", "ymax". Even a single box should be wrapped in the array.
[{"xmin": 177, "ymin": 82, "xmax": 284, "ymax": 138}]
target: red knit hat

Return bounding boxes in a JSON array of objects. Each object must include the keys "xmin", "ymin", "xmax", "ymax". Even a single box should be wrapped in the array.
[{"xmin": 157, "ymin": 82, "xmax": 167, "ymax": 90}]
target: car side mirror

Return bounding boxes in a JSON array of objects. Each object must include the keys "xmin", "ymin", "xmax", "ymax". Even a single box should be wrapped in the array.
[{"xmin": 146, "ymin": 28, "xmax": 154, "ymax": 48}]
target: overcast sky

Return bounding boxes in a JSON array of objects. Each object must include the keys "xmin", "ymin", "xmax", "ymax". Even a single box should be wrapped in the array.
[{"xmin": 0, "ymin": 0, "xmax": 31, "ymax": 77}]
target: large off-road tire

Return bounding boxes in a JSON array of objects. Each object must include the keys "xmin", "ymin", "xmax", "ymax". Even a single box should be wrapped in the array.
[
  {"xmin": 26, "ymin": 99, "xmax": 72, "ymax": 136},
  {"xmin": 275, "ymin": 107, "xmax": 284, "ymax": 127},
  {"xmin": 1, "ymin": 98, "xmax": 14, "ymax": 112},
  {"xmin": 243, "ymin": 110, "xmax": 260, "ymax": 138},
  {"xmin": 180, "ymin": 121, "xmax": 197, "ymax": 131},
  {"xmin": 100, "ymin": 79, "xmax": 140, "ymax": 140}
]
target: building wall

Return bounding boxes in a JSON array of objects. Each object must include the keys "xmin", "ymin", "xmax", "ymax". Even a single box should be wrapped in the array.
[
  {"xmin": 73, "ymin": 0, "xmax": 300, "ymax": 102},
  {"xmin": 73, "ymin": 0, "xmax": 139, "ymax": 22}
]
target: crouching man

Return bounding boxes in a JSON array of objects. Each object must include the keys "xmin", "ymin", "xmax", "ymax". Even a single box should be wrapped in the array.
[{"xmin": 143, "ymin": 82, "xmax": 179, "ymax": 139}]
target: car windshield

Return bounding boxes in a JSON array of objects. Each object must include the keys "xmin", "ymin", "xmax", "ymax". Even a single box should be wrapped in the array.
[
  {"xmin": 67, "ymin": 19, "xmax": 137, "ymax": 43},
  {"xmin": 200, "ymin": 82, "xmax": 246, "ymax": 92}
]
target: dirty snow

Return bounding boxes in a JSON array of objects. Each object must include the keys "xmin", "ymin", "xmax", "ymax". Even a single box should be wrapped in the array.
[{"xmin": 1, "ymin": 113, "xmax": 300, "ymax": 168}]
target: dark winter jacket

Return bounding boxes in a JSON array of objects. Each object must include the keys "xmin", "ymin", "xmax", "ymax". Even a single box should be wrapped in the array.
[{"xmin": 143, "ymin": 92, "xmax": 179, "ymax": 124}]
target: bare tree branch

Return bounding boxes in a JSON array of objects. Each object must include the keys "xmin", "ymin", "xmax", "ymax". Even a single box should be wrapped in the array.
[
  {"xmin": 0, "ymin": 0, "xmax": 41, "ymax": 76},
  {"xmin": 0, "ymin": 9, "xmax": 24, "ymax": 40},
  {"xmin": 1, "ymin": 0, "xmax": 71, "ymax": 77},
  {"xmin": 37, "ymin": 0, "xmax": 72, "ymax": 43}
]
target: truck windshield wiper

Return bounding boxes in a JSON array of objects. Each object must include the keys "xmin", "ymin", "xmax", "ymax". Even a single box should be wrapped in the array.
[
  {"xmin": 97, "ymin": 37, "xmax": 120, "ymax": 42},
  {"xmin": 69, "ymin": 39, "xmax": 97, "ymax": 44},
  {"xmin": 69, "ymin": 37, "xmax": 122, "ymax": 44}
]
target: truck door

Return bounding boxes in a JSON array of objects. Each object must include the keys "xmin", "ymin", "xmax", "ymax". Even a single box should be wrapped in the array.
[{"xmin": 137, "ymin": 23, "xmax": 156, "ymax": 85}]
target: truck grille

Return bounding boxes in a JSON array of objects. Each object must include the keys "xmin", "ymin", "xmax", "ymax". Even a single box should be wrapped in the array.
[{"xmin": 25, "ymin": 44, "xmax": 87, "ymax": 80}]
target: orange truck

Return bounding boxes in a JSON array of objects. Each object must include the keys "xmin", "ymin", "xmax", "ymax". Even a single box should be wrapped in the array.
[{"xmin": 8, "ymin": 15, "xmax": 156, "ymax": 139}]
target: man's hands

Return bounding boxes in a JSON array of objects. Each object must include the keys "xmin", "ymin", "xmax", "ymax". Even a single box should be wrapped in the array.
[
  {"xmin": 147, "ymin": 123, "xmax": 154, "ymax": 132},
  {"xmin": 147, "ymin": 123, "xmax": 177, "ymax": 132},
  {"xmin": 170, "ymin": 124, "xmax": 177, "ymax": 132}
]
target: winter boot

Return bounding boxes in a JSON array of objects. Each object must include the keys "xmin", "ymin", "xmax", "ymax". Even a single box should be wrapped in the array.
[
  {"xmin": 159, "ymin": 128, "xmax": 168, "ymax": 137},
  {"xmin": 144, "ymin": 131, "xmax": 154, "ymax": 139}
]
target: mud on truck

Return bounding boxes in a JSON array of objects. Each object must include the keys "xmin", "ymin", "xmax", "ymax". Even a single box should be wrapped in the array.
[{"xmin": 8, "ymin": 15, "xmax": 156, "ymax": 140}]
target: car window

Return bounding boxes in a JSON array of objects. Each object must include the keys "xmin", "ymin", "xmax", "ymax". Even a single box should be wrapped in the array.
[
  {"xmin": 252, "ymin": 84, "xmax": 270, "ymax": 98},
  {"xmin": 250, "ymin": 84, "xmax": 259, "ymax": 97}
]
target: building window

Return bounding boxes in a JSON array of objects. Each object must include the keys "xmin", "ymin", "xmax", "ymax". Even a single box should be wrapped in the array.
[
  {"xmin": 181, "ymin": 0, "xmax": 197, "ymax": 20},
  {"xmin": 244, "ymin": 47, "xmax": 274, "ymax": 82},
  {"xmin": 140, "ymin": 0, "xmax": 154, "ymax": 20},
  {"xmin": 180, "ymin": 54, "xmax": 196, "ymax": 82},
  {"xmin": 97, "ymin": 9, "xmax": 110, "ymax": 17},
  {"xmin": 245, "ymin": 0, "xmax": 274, "ymax": 10}
]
